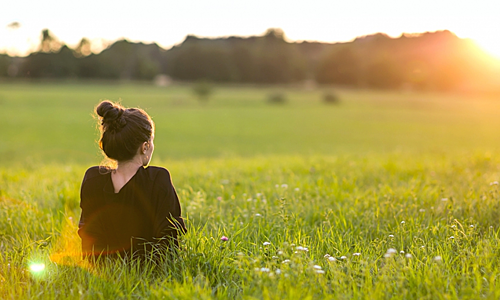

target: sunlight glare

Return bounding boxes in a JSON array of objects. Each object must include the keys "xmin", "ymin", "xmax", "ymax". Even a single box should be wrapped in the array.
[
  {"xmin": 472, "ymin": 36, "xmax": 500, "ymax": 60},
  {"xmin": 29, "ymin": 263, "xmax": 45, "ymax": 273}
]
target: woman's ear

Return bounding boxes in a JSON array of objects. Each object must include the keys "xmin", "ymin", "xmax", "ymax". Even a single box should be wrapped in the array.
[{"xmin": 142, "ymin": 142, "xmax": 148, "ymax": 154}]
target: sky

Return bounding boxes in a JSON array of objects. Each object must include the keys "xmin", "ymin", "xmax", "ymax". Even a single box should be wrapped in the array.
[{"xmin": 2, "ymin": 0, "xmax": 500, "ymax": 58}]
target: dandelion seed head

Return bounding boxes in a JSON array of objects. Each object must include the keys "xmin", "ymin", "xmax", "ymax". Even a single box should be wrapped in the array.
[{"xmin": 387, "ymin": 248, "xmax": 397, "ymax": 254}]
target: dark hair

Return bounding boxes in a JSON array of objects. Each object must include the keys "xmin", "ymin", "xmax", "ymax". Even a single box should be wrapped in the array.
[{"xmin": 96, "ymin": 100, "xmax": 154, "ymax": 162}]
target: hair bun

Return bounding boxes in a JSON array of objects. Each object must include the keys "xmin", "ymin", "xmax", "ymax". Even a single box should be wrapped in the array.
[{"xmin": 96, "ymin": 100, "xmax": 127, "ymax": 131}]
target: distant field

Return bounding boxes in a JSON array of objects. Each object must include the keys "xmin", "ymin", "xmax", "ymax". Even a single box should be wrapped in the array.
[
  {"xmin": 1, "ymin": 82, "xmax": 500, "ymax": 165},
  {"xmin": 2, "ymin": 82, "xmax": 500, "ymax": 299}
]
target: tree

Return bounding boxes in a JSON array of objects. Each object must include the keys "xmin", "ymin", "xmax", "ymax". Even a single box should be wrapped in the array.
[{"xmin": 39, "ymin": 29, "xmax": 61, "ymax": 53}]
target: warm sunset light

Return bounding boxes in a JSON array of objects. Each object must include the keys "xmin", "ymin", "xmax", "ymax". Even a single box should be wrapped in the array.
[
  {"xmin": 474, "ymin": 38, "xmax": 500, "ymax": 60},
  {"xmin": 1, "ymin": 0, "xmax": 498, "ymax": 57}
]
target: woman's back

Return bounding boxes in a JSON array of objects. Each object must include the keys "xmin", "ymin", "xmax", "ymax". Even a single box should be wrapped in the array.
[{"xmin": 79, "ymin": 166, "xmax": 185, "ymax": 257}]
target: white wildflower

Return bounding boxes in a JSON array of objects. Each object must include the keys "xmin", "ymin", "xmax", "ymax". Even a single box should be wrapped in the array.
[
  {"xmin": 401, "ymin": 221, "xmax": 405, "ymax": 224},
  {"xmin": 324, "ymin": 254, "xmax": 331, "ymax": 258},
  {"xmin": 490, "ymin": 181, "xmax": 499, "ymax": 186},
  {"xmin": 313, "ymin": 265, "xmax": 322, "ymax": 270},
  {"xmin": 340, "ymin": 256, "xmax": 347, "ymax": 260},
  {"xmin": 260, "ymin": 268, "xmax": 270, "ymax": 272},
  {"xmin": 449, "ymin": 236, "xmax": 454, "ymax": 239},
  {"xmin": 441, "ymin": 198, "xmax": 448, "ymax": 201},
  {"xmin": 328, "ymin": 256, "xmax": 336, "ymax": 262},
  {"xmin": 405, "ymin": 253, "xmax": 412, "ymax": 258},
  {"xmin": 282, "ymin": 259, "xmax": 291, "ymax": 264},
  {"xmin": 275, "ymin": 269, "xmax": 281, "ymax": 275},
  {"xmin": 278, "ymin": 251, "xmax": 284, "ymax": 255},
  {"xmin": 281, "ymin": 184, "xmax": 288, "ymax": 189},
  {"xmin": 353, "ymin": 252, "xmax": 361, "ymax": 256},
  {"xmin": 388, "ymin": 234, "xmax": 394, "ymax": 238},
  {"xmin": 263, "ymin": 242, "xmax": 271, "ymax": 246},
  {"xmin": 315, "ymin": 270, "xmax": 325, "ymax": 274},
  {"xmin": 433, "ymin": 256, "xmax": 442, "ymax": 262},
  {"xmin": 294, "ymin": 188, "xmax": 300, "ymax": 192},
  {"xmin": 400, "ymin": 250, "xmax": 405, "ymax": 254},
  {"xmin": 255, "ymin": 213, "xmax": 262, "ymax": 217},
  {"xmin": 387, "ymin": 248, "xmax": 397, "ymax": 254}
]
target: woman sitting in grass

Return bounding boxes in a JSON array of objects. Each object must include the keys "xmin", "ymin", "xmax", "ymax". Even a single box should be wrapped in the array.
[{"xmin": 78, "ymin": 100, "xmax": 186, "ymax": 259}]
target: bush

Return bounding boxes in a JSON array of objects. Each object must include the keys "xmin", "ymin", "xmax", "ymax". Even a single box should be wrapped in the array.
[
  {"xmin": 193, "ymin": 80, "xmax": 213, "ymax": 103},
  {"xmin": 267, "ymin": 92, "xmax": 287, "ymax": 104},
  {"xmin": 323, "ymin": 92, "xmax": 340, "ymax": 104}
]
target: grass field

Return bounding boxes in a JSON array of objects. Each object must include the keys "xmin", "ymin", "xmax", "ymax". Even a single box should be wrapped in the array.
[{"xmin": 2, "ymin": 82, "xmax": 500, "ymax": 299}]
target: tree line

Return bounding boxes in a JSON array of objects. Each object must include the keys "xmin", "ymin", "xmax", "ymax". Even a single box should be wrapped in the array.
[{"xmin": 1, "ymin": 28, "xmax": 498, "ymax": 92}]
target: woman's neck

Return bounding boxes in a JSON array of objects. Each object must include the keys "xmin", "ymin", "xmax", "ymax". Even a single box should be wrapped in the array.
[{"xmin": 115, "ymin": 156, "xmax": 143, "ymax": 175}]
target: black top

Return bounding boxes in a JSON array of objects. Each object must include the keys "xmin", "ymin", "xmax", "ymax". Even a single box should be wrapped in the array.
[{"xmin": 78, "ymin": 166, "xmax": 186, "ymax": 257}]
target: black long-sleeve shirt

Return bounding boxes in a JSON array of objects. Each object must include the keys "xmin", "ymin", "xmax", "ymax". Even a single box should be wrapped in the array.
[{"xmin": 78, "ymin": 166, "xmax": 186, "ymax": 258}]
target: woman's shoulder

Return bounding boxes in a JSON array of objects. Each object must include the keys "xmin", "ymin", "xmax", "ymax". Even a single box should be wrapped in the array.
[
  {"xmin": 144, "ymin": 166, "xmax": 172, "ymax": 183},
  {"xmin": 82, "ymin": 166, "xmax": 110, "ymax": 182},
  {"xmin": 145, "ymin": 166, "xmax": 171, "ymax": 176}
]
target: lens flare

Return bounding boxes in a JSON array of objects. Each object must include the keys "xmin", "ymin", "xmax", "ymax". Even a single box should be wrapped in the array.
[{"xmin": 29, "ymin": 263, "xmax": 45, "ymax": 273}]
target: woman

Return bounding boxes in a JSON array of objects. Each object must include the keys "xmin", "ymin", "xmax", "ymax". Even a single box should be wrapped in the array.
[{"xmin": 78, "ymin": 100, "xmax": 186, "ymax": 259}]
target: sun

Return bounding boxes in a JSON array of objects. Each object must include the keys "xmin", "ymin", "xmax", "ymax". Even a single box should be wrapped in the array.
[{"xmin": 472, "ymin": 37, "xmax": 500, "ymax": 61}]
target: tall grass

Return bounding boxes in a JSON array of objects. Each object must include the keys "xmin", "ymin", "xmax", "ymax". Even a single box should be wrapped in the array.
[{"xmin": 2, "ymin": 153, "xmax": 500, "ymax": 299}]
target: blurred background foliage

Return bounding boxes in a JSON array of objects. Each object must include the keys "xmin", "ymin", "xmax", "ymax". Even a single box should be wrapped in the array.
[{"xmin": 1, "ymin": 28, "xmax": 499, "ymax": 93}]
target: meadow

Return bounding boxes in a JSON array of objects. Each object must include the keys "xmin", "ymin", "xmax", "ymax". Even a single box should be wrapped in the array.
[{"xmin": 2, "ymin": 82, "xmax": 500, "ymax": 299}]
